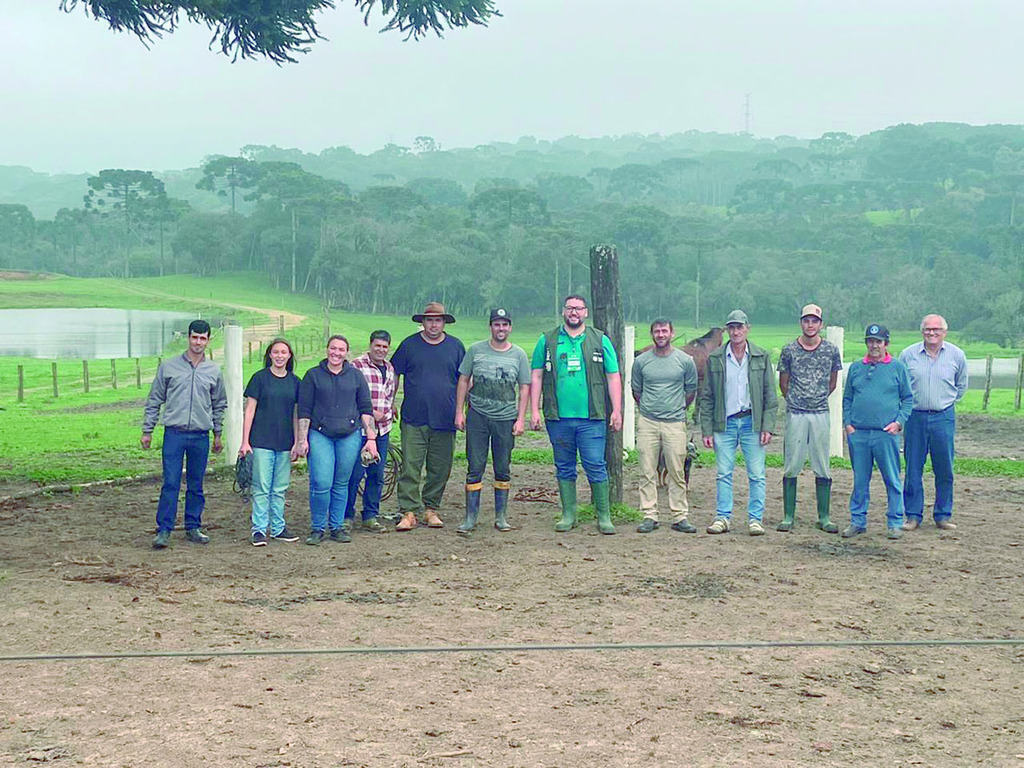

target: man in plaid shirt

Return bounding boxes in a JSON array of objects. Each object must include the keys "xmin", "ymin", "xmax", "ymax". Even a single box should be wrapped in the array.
[{"xmin": 345, "ymin": 330, "xmax": 398, "ymax": 532}]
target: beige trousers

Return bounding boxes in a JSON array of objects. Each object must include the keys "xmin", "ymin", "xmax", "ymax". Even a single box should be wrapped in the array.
[{"xmin": 637, "ymin": 414, "xmax": 690, "ymax": 522}]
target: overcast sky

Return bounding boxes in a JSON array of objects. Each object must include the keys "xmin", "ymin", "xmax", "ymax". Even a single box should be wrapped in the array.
[{"xmin": 4, "ymin": 1, "xmax": 1024, "ymax": 174}]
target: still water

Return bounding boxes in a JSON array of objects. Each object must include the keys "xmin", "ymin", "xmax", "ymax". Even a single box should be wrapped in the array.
[{"xmin": 0, "ymin": 308, "xmax": 193, "ymax": 359}]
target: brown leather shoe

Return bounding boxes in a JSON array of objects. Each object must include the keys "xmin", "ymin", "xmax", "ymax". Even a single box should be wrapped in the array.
[
  {"xmin": 902, "ymin": 518, "xmax": 921, "ymax": 531},
  {"xmin": 395, "ymin": 512, "xmax": 418, "ymax": 531},
  {"xmin": 936, "ymin": 519, "xmax": 957, "ymax": 530},
  {"xmin": 424, "ymin": 509, "xmax": 444, "ymax": 528}
]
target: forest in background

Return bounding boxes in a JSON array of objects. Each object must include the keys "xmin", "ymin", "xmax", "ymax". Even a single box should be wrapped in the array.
[{"xmin": 1, "ymin": 123, "xmax": 1022, "ymax": 345}]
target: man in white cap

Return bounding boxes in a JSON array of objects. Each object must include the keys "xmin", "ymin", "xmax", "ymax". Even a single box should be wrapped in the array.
[{"xmin": 777, "ymin": 303, "xmax": 843, "ymax": 533}]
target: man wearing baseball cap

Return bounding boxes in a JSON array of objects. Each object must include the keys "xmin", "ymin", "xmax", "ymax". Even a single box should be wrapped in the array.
[
  {"xmin": 454, "ymin": 308, "xmax": 531, "ymax": 535},
  {"xmin": 391, "ymin": 301, "xmax": 465, "ymax": 531},
  {"xmin": 698, "ymin": 309, "xmax": 778, "ymax": 536},
  {"xmin": 777, "ymin": 303, "xmax": 843, "ymax": 533},
  {"xmin": 841, "ymin": 324, "xmax": 914, "ymax": 539}
]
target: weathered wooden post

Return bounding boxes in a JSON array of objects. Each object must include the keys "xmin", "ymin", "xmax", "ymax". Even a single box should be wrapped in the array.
[
  {"xmin": 278, "ymin": 314, "xmax": 285, "ymax": 333},
  {"xmin": 110, "ymin": 359, "xmax": 118, "ymax": 389},
  {"xmin": 224, "ymin": 324, "xmax": 244, "ymax": 465},
  {"xmin": 590, "ymin": 244, "xmax": 625, "ymax": 504},
  {"xmin": 17, "ymin": 365, "xmax": 24, "ymax": 403},
  {"xmin": 247, "ymin": 341, "xmax": 252, "ymax": 363},
  {"xmin": 82, "ymin": 360, "xmax": 90, "ymax": 393},
  {"xmin": 135, "ymin": 358, "xmax": 142, "ymax": 388},
  {"xmin": 826, "ymin": 326, "xmax": 845, "ymax": 457},
  {"xmin": 323, "ymin": 305, "xmax": 331, "ymax": 343},
  {"xmin": 623, "ymin": 325, "xmax": 636, "ymax": 451},
  {"xmin": 1015, "ymin": 353, "xmax": 1023, "ymax": 411},
  {"xmin": 51, "ymin": 362, "xmax": 59, "ymax": 399},
  {"xmin": 982, "ymin": 355, "xmax": 993, "ymax": 411}
]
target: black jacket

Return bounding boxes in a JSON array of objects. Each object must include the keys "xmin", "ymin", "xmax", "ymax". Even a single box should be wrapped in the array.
[{"xmin": 298, "ymin": 360, "xmax": 372, "ymax": 437}]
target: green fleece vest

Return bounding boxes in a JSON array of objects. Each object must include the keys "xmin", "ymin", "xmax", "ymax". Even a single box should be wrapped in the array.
[{"xmin": 540, "ymin": 326, "xmax": 608, "ymax": 421}]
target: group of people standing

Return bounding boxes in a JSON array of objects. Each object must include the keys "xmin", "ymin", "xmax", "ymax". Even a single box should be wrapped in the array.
[{"xmin": 140, "ymin": 303, "xmax": 966, "ymax": 549}]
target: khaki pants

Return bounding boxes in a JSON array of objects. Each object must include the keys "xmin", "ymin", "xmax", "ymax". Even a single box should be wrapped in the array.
[{"xmin": 637, "ymin": 414, "xmax": 690, "ymax": 523}]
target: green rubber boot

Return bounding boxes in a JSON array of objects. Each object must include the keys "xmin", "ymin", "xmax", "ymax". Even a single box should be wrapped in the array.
[
  {"xmin": 815, "ymin": 477, "xmax": 839, "ymax": 534},
  {"xmin": 591, "ymin": 481, "xmax": 616, "ymax": 535},
  {"xmin": 458, "ymin": 485, "xmax": 481, "ymax": 536},
  {"xmin": 778, "ymin": 477, "xmax": 797, "ymax": 532},
  {"xmin": 555, "ymin": 479, "xmax": 578, "ymax": 532},
  {"xmin": 494, "ymin": 484, "xmax": 511, "ymax": 531}
]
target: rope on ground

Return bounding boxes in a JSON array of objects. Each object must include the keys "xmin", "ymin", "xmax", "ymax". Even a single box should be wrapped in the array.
[{"xmin": 2, "ymin": 638, "xmax": 1021, "ymax": 664}]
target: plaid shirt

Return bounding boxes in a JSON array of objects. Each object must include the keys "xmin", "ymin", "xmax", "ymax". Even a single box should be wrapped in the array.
[{"xmin": 350, "ymin": 353, "xmax": 398, "ymax": 436}]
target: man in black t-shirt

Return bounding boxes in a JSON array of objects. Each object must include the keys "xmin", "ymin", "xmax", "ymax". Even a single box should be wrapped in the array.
[{"xmin": 391, "ymin": 302, "xmax": 466, "ymax": 531}]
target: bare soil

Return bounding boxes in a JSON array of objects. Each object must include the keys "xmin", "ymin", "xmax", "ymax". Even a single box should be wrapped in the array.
[{"xmin": 1, "ymin": 420, "xmax": 1023, "ymax": 767}]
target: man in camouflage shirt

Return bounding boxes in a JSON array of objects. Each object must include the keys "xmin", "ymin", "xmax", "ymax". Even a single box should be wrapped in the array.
[{"xmin": 777, "ymin": 304, "xmax": 843, "ymax": 533}]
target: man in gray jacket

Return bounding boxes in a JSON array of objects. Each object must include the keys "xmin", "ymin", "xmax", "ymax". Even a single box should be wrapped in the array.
[
  {"xmin": 699, "ymin": 310, "xmax": 778, "ymax": 536},
  {"xmin": 142, "ymin": 319, "xmax": 227, "ymax": 549}
]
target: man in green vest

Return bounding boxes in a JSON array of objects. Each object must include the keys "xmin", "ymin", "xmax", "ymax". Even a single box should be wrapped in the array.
[{"xmin": 529, "ymin": 294, "xmax": 623, "ymax": 534}]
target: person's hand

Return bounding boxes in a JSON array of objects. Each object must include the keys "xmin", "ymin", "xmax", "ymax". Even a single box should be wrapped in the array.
[
  {"xmin": 883, "ymin": 422, "xmax": 901, "ymax": 435},
  {"xmin": 239, "ymin": 441, "xmax": 252, "ymax": 456},
  {"xmin": 365, "ymin": 440, "xmax": 380, "ymax": 460},
  {"xmin": 290, "ymin": 446, "xmax": 300, "ymax": 462},
  {"xmin": 454, "ymin": 412, "xmax": 466, "ymax": 431},
  {"xmin": 845, "ymin": 425, "xmax": 856, "ymax": 435},
  {"xmin": 512, "ymin": 417, "xmax": 525, "ymax": 437},
  {"xmin": 140, "ymin": 433, "xmax": 152, "ymax": 450},
  {"xmin": 213, "ymin": 434, "xmax": 223, "ymax": 453},
  {"xmin": 760, "ymin": 431, "xmax": 773, "ymax": 446},
  {"xmin": 703, "ymin": 436, "xmax": 714, "ymax": 449},
  {"xmin": 609, "ymin": 410, "xmax": 623, "ymax": 432},
  {"xmin": 296, "ymin": 439, "xmax": 308, "ymax": 458},
  {"xmin": 530, "ymin": 413, "xmax": 542, "ymax": 431}
]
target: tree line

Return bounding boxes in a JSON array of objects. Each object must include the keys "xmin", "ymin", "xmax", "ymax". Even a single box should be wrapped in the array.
[{"xmin": 0, "ymin": 123, "xmax": 1021, "ymax": 345}]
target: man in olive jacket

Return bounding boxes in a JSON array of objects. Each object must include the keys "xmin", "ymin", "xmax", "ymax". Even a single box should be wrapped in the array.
[{"xmin": 699, "ymin": 310, "xmax": 778, "ymax": 536}]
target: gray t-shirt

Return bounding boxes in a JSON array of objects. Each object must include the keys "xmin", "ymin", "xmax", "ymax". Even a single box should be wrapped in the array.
[
  {"xmin": 458, "ymin": 340, "xmax": 531, "ymax": 421},
  {"xmin": 631, "ymin": 348, "xmax": 698, "ymax": 422},
  {"xmin": 778, "ymin": 339, "xmax": 843, "ymax": 413}
]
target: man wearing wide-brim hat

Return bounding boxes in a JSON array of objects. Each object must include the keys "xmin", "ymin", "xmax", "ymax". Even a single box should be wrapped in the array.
[{"xmin": 391, "ymin": 301, "xmax": 466, "ymax": 531}]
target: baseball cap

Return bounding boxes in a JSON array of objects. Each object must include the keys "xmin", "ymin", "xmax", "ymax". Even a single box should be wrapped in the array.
[
  {"xmin": 864, "ymin": 323, "xmax": 889, "ymax": 341},
  {"xmin": 489, "ymin": 308, "xmax": 512, "ymax": 323},
  {"xmin": 724, "ymin": 309, "xmax": 749, "ymax": 326},
  {"xmin": 800, "ymin": 303, "xmax": 823, "ymax": 320}
]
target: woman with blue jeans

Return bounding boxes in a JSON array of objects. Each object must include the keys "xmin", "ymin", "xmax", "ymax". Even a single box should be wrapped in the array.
[
  {"xmin": 297, "ymin": 335, "xmax": 378, "ymax": 545},
  {"xmin": 240, "ymin": 338, "xmax": 301, "ymax": 547}
]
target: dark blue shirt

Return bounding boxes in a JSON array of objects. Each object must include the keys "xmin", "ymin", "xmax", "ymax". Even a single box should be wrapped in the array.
[{"xmin": 391, "ymin": 333, "xmax": 465, "ymax": 432}]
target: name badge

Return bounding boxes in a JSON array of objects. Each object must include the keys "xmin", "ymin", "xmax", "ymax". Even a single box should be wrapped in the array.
[{"xmin": 566, "ymin": 354, "xmax": 582, "ymax": 373}]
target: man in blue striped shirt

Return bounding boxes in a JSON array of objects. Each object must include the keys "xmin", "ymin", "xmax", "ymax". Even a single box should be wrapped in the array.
[{"xmin": 899, "ymin": 314, "xmax": 968, "ymax": 532}]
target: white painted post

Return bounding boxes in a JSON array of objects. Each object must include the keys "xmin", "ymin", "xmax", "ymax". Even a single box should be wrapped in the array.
[
  {"xmin": 623, "ymin": 325, "xmax": 636, "ymax": 450},
  {"xmin": 826, "ymin": 326, "xmax": 845, "ymax": 458},
  {"xmin": 223, "ymin": 323, "xmax": 244, "ymax": 466}
]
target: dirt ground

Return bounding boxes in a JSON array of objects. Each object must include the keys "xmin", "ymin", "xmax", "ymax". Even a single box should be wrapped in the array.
[{"xmin": 1, "ymin": 417, "xmax": 1023, "ymax": 767}]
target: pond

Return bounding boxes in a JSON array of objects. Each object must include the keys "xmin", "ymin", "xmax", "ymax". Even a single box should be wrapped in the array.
[{"xmin": 0, "ymin": 308, "xmax": 195, "ymax": 359}]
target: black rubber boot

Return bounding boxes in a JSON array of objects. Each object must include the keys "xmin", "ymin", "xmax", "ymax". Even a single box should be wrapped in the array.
[
  {"xmin": 555, "ymin": 479, "xmax": 577, "ymax": 532},
  {"xmin": 494, "ymin": 483, "xmax": 511, "ymax": 531},
  {"xmin": 778, "ymin": 477, "xmax": 797, "ymax": 532},
  {"xmin": 458, "ymin": 485, "xmax": 481, "ymax": 536},
  {"xmin": 592, "ymin": 481, "xmax": 615, "ymax": 535},
  {"xmin": 815, "ymin": 477, "xmax": 839, "ymax": 534}
]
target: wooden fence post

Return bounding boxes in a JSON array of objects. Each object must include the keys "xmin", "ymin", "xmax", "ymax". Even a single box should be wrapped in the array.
[
  {"xmin": 982, "ymin": 355, "xmax": 993, "ymax": 411},
  {"xmin": 135, "ymin": 358, "xmax": 142, "ymax": 389},
  {"xmin": 590, "ymin": 244, "xmax": 625, "ymax": 505},
  {"xmin": 247, "ymin": 341, "xmax": 252, "ymax": 363},
  {"xmin": 52, "ymin": 362, "xmax": 59, "ymax": 398},
  {"xmin": 278, "ymin": 314, "xmax": 285, "ymax": 333},
  {"xmin": 110, "ymin": 359, "xmax": 118, "ymax": 389},
  {"xmin": 82, "ymin": 360, "xmax": 90, "ymax": 393},
  {"xmin": 1015, "ymin": 353, "xmax": 1023, "ymax": 411},
  {"xmin": 17, "ymin": 365, "xmax": 24, "ymax": 403}
]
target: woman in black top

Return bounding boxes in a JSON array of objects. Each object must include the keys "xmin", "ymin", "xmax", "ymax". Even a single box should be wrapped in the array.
[
  {"xmin": 240, "ymin": 338, "xmax": 301, "ymax": 547},
  {"xmin": 297, "ymin": 335, "xmax": 378, "ymax": 545}
]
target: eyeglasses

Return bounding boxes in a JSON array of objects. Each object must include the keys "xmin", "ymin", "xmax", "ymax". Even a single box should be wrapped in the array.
[
  {"xmin": 563, "ymin": 306, "xmax": 586, "ymax": 313},
  {"xmin": 922, "ymin": 329, "xmax": 945, "ymax": 334}
]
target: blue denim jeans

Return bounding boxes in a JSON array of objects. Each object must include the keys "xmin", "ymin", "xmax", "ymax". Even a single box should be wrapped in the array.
[
  {"xmin": 712, "ymin": 414, "xmax": 766, "ymax": 522},
  {"xmin": 251, "ymin": 448, "xmax": 292, "ymax": 536},
  {"xmin": 156, "ymin": 427, "xmax": 209, "ymax": 533},
  {"xmin": 545, "ymin": 418, "xmax": 608, "ymax": 483},
  {"xmin": 903, "ymin": 407, "xmax": 956, "ymax": 523},
  {"xmin": 847, "ymin": 428, "xmax": 904, "ymax": 529},
  {"xmin": 345, "ymin": 432, "xmax": 390, "ymax": 522},
  {"xmin": 308, "ymin": 429, "xmax": 362, "ymax": 533}
]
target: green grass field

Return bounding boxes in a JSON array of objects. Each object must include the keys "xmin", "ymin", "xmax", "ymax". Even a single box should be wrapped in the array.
[{"xmin": 1, "ymin": 272, "xmax": 1021, "ymax": 486}]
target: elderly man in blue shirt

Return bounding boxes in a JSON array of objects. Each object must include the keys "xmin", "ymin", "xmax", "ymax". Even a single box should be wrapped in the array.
[{"xmin": 899, "ymin": 314, "xmax": 968, "ymax": 532}]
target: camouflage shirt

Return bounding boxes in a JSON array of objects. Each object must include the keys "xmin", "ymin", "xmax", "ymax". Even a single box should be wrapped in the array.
[{"xmin": 778, "ymin": 339, "xmax": 843, "ymax": 413}]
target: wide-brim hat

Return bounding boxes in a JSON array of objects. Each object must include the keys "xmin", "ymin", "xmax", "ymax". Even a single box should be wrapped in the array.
[{"xmin": 412, "ymin": 301, "xmax": 456, "ymax": 324}]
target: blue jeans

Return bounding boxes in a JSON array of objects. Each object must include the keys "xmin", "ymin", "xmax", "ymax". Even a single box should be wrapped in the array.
[
  {"xmin": 251, "ymin": 448, "xmax": 292, "ymax": 536},
  {"xmin": 847, "ymin": 428, "xmax": 904, "ymax": 529},
  {"xmin": 308, "ymin": 429, "xmax": 362, "ymax": 533},
  {"xmin": 545, "ymin": 418, "xmax": 608, "ymax": 483},
  {"xmin": 903, "ymin": 408, "xmax": 955, "ymax": 523},
  {"xmin": 156, "ymin": 427, "xmax": 209, "ymax": 533},
  {"xmin": 345, "ymin": 432, "xmax": 390, "ymax": 522},
  {"xmin": 712, "ymin": 414, "xmax": 766, "ymax": 522}
]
